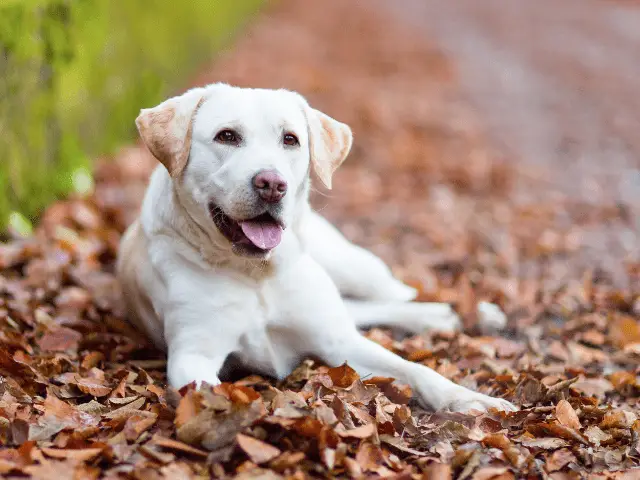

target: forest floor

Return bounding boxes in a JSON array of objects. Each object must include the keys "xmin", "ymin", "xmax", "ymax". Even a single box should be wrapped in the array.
[{"xmin": 1, "ymin": 0, "xmax": 639, "ymax": 478}]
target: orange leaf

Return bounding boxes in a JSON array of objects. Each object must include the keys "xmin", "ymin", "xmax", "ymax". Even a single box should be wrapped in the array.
[
  {"xmin": 236, "ymin": 434, "xmax": 281, "ymax": 464},
  {"xmin": 327, "ymin": 363, "xmax": 359, "ymax": 388},
  {"xmin": 336, "ymin": 423, "xmax": 375, "ymax": 439},
  {"xmin": 555, "ymin": 400, "xmax": 581, "ymax": 430},
  {"xmin": 41, "ymin": 447, "xmax": 104, "ymax": 462},
  {"xmin": 175, "ymin": 389, "xmax": 202, "ymax": 429},
  {"xmin": 151, "ymin": 435, "xmax": 209, "ymax": 458}
]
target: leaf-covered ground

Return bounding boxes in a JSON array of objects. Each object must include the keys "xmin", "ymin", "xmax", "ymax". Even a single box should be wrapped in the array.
[{"xmin": 1, "ymin": 1, "xmax": 639, "ymax": 478}]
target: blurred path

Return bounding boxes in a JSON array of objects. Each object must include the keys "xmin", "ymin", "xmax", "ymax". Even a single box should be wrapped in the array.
[
  {"xmin": 192, "ymin": 0, "xmax": 640, "ymax": 286},
  {"xmin": 377, "ymin": 0, "xmax": 640, "ymax": 206}
]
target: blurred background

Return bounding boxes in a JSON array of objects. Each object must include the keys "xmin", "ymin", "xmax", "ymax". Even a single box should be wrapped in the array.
[
  {"xmin": 1, "ymin": 0, "xmax": 638, "ymax": 294},
  {"xmin": 0, "ymin": 0, "xmax": 262, "ymax": 232}
]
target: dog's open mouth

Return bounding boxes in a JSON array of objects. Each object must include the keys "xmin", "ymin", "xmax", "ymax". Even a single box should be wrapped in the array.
[{"xmin": 209, "ymin": 204, "xmax": 284, "ymax": 255}]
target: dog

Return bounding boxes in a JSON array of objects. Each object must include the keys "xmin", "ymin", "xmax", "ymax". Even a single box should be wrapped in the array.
[{"xmin": 117, "ymin": 83, "xmax": 516, "ymax": 413}]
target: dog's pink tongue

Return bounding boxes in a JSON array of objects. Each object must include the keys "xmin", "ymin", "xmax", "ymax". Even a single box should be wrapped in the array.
[{"xmin": 240, "ymin": 220, "xmax": 283, "ymax": 250}]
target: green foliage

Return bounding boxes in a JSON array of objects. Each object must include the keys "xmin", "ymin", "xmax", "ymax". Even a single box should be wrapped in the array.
[{"xmin": 0, "ymin": 0, "xmax": 263, "ymax": 231}]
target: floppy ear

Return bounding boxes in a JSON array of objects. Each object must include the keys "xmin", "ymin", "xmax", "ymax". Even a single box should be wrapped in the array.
[
  {"xmin": 306, "ymin": 107, "xmax": 353, "ymax": 189},
  {"xmin": 135, "ymin": 88, "xmax": 206, "ymax": 177}
]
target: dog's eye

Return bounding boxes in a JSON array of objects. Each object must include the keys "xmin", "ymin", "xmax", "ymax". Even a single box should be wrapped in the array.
[
  {"xmin": 283, "ymin": 133, "xmax": 299, "ymax": 147},
  {"xmin": 214, "ymin": 129, "xmax": 240, "ymax": 145}
]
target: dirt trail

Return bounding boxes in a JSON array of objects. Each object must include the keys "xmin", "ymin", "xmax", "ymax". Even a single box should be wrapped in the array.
[{"xmin": 380, "ymin": 0, "xmax": 640, "ymax": 205}]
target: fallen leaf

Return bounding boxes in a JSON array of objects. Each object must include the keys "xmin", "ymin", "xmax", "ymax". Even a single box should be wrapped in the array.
[
  {"xmin": 584, "ymin": 426, "xmax": 612, "ymax": 446},
  {"xmin": 336, "ymin": 423, "xmax": 375, "ymax": 439},
  {"xmin": 355, "ymin": 442, "xmax": 384, "ymax": 472},
  {"xmin": 600, "ymin": 410, "xmax": 637, "ymax": 429},
  {"xmin": 123, "ymin": 412, "xmax": 157, "ymax": 441},
  {"xmin": 76, "ymin": 378, "xmax": 112, "ymax": 397},
  {"xmin": 518, "ymin": 437, "xmax": 570, "ymax": 450},
  {"xmin": 609, "ymin": 315, "xmax": 640, "ymax": 348},
  {"xmin": 36, "ymin": 327, "xmax": 82, "ymax": 353},
  {"xmin": 546, "ymin": 448, "xmax": 576, "ymax": 472},
  {"xmin": 150, "ymin": 435, "xmax": 208, "ymax": 458},
  {"xmin": 555, "ymin": 400, "xmax": 581, "ymax": 430},
  {"xmin": 41, "ymin": 448, "xmax": 104, "ymax": 462},
  {"xmin": 327, "ymin": 363, "xmax": 359, "ymax": 388},
  {"xmin": 422, "ymin": 461, "xmax": 453, "ymax": 480},
  {"xmin": 472, "ymin": 466, "xmax": 510, "ymax": 480},
  {"xmin": 236, "ymin": 433, "xmax": 281, "ymax": 465}
]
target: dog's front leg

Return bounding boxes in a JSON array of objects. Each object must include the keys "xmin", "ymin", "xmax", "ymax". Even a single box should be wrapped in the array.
[
  {"xmin": 278, "ymin": 255, "xmax": 516, "ymax": 412},
  {"xmin": 164, "ymin": 304, "xmax": 247, "ymax": 389},
  {"xmin": 157, "ymin": 266, "xmax": 261, "ymax": 390}
]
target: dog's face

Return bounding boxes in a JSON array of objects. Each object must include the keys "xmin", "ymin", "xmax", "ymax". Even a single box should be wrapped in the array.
[{"xmin": 135, "ymin": 84, "xmax": 352, "ymax": 258}]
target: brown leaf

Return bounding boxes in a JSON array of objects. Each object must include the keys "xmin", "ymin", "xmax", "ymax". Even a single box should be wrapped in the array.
[
  {"xmin": 327, "ymin": 363, "xmax": 359, "ymax": 388},
  {"xmin": 514, "ymin": 376, "xmax": 547, "ymax": 405},
  {"xmin": 546, "ymin": 448, "xmax": 576, "ymax": 472},
  {"xmin": 472, "ymin": 467, "xmax": 510, "ymax": 480},
  {"xmin": 555, "ymin": 400, "xmax": 581, "ymax": 430},
  {"xmin": 355, "ymin": 442, "xmax": 384, "ymax": 472},
  {"xmin": 293, "ymin": 417, "xmax": 324, "ymax": 438},
  {"xmin": 237, "ymin": 434, "xmax": 281, "ymax": 464},
  {"xmin": 344, "ymin": 456, "xmax": 363, "ymax": 478},
  {"xmin": 584, "ymin": 426, "xmax": 612, "ymax": 446},
  {"xmin": 571, "ymin": 377, "xmax": 613, "ymax": 398},
  {"xmin": 482, "ymin": 434, "xmax": 525, "ymax": 467},
  {"xmin": 175, "ymin": 389, "xmax": 203, "ymax": 429},
  {"xmin": 76, "ymin": 378, "xmax": 111, "ymax": 398},
  {"xmin": 336, "ymin": 423, "xmax": 375, "ymax": 439},
  {"xmin": 103, "ymin": 396, "xmax": 146, "ymax": 420},
  {"xmin": 269, "ymin": 451, "xmax": 305, "ymax": 471},
  {"xmin": 110, "ymin": 377, "xmax": 127, "ymax": 399},
  {"xmin": 610, "ymin": 371, "xmax": 638, "ymax": 395},
  {"xmin": 37, "ymin": 327, "xmax": 82, "ymax": 353},
  {"xmin": 214, "ymin": 383, "xmax": 261, "ymax": 404},
  {"xmin": 123, "ymin": 412, "xmax": 157, "ymax": 441},
  {"xmin": 422, "ymin": 462, "xmax": 453, "ymax": 480},
  {"xmin": 80, "ymin": 352, "xmax": 104, "ymax": 370},
  {"xmin": 600, "ymin": 410, "xmax": 637, "ymax": 429},
  {"xmin": 138, "ymin": 444, "xmax": 175, "ymax": 465},
  {"xmin": 40, "ymin": 448, "xmax": 104, "ymax": 462},
  {"xmin": 178, "ymin": 400, "xmax": 265, "ymax": 451},
  {"xmin": 24, "ymin": 459, "xmax": 95, "ymax": 480},
  {"xmin": 526, "ymin": 422, "xmax": 587, "ymax": 445},
  {"xmin": 609, "ymin": 315, "xmax": 640, "ymax": 348},
  {"xmin": 150, "ymin": 435, "xmax": 208, "ymax": 458},
  {"xmin": 518, "ymin": 437, "xmax": 570, "ymax": 450},
  {"xmin": 29, "ymin": 394, "xmax": 99, "ymax": 441},
  {"xmin": 379, "ymin": 434, "xmax": 427, "ymax": 456}
]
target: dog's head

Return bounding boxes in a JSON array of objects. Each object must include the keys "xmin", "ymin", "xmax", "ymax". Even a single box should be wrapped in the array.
[{"xmin": 135, "ymin": 83, "xmax": 352, "ymax": 258}]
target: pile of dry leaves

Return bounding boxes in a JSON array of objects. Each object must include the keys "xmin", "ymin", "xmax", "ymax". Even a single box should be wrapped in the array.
[{"xmin": 1, "ymin": 0, "xmax": 639, "ymax": 478}]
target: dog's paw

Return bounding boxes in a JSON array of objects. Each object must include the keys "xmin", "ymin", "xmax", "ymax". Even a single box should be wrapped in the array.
[
  {"xmin": 402, "ymin": 303, "xmax": 461, "ymax": 333},
  {"xmin": 477, "ymin": 301, "xmax": 508, "ymax": 332},
  {"xmin": 385, "ymin": 281, "xmax": 418, "ymax": 302},
  {"xmin": 445, "ymin": 390, "xmax": 517, "ymax": 413}
]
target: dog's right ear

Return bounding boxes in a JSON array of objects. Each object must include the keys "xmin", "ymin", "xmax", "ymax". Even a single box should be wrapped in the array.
[{"xmin": 135, "ymin": 88, "xmax": 206, "ymax": 178}]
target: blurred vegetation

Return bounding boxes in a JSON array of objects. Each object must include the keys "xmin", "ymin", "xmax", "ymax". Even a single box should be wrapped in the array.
[{"xmin": 0, "ymin": 0, "xmax": 263, "ymax": 232}]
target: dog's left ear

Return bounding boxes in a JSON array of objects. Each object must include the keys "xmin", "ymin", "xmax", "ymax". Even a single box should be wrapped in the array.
[
  {"xmin": 306, "ymin": 107, "xmax": 353, "ymax": 189},
  {"xmin": 135, "ymin": 88, "xmax": 206, "ymax": 178}
]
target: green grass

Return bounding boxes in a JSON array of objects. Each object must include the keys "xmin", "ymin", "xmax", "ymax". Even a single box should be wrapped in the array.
[{"xmin": 0, "ymin": 0, "xmax": 264, "ymax": 232}]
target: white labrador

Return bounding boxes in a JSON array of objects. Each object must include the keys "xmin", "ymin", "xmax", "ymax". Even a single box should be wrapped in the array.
[{"xmin": 117, "ymin": 83, "xmax": 515, "ymax": 412}]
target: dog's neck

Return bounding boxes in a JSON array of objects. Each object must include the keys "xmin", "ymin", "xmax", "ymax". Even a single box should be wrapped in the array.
[{"xmin": 140, "ymin": 166, "xmax": 308, "ymax": 279}]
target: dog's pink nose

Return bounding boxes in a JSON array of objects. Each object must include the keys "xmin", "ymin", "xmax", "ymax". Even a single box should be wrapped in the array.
[{"xmin": 253, "ymin": 170, "xmax": 287, "ymax": 203}]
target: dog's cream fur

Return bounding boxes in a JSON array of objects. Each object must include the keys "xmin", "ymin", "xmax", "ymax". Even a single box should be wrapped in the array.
[{"xmin": 117, "ymin": 83, "xmax": 515, "ymax": 412}]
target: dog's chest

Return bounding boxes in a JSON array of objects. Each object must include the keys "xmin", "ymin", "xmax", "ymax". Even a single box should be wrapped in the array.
[{"xmin": 235, "ymin": 280, "xmax": 306, "ymax": 379}]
